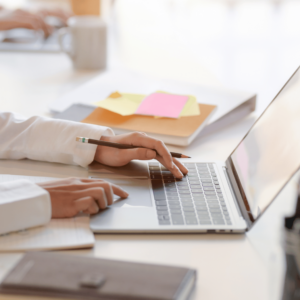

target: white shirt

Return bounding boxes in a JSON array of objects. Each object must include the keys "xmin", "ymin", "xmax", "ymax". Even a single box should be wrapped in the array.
[{"xmin": 0, "ymin": 112, "xmax": 114, "ymax": 235}]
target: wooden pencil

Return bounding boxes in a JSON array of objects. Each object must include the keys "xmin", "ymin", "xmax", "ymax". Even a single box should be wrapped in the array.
[{"xmin": 76, "ymin": 137, "xmax": 190, "ymax": 158}]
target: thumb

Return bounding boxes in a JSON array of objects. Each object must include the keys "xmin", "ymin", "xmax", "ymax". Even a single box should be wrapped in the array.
[{"xmin": 121, "ymin": 148, "xmax": 156, "ymax": 163}]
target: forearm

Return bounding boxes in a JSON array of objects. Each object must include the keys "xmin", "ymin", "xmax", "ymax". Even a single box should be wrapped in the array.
[{"xmin": 0, "ymin": 112, "xmax": 114, "ymax": 167}]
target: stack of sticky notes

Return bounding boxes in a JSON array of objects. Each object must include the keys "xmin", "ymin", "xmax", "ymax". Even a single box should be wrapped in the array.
[{"xmin": 93, "ymin": 91, "xmax": 201, "ymax": 118}]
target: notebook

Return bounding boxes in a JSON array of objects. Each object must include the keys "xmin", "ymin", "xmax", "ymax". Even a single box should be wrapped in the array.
[
  {"xmin": 54, "ymin": 103, "xmax": 217, "ymax": 146},
  {"xmin": 0, "ymin": 252, "xmax": 196, "ymax": 300},
  {"xmin": 0, "ymin": 175, "xmax": 95, "ymax": 252}
]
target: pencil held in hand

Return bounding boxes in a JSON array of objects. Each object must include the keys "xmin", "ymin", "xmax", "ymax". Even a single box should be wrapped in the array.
[{"xmin": 76, "ymin": 137, "xmax": 190, "ymax": 158}]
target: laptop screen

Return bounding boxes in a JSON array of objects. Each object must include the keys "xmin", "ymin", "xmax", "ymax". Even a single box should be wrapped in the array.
[{"xmin": 230, "ymin": 67, "xmax": 300, "ymax": 221}]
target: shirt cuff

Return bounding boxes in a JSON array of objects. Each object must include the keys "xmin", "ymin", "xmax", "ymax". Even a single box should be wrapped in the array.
[
  {"xmin": 0, "ymin": 180, "xmax": 51, "ymax": 235},
  {"xmin": 73, "ymin": 125, "xmax": 114, "ymax": 167}
]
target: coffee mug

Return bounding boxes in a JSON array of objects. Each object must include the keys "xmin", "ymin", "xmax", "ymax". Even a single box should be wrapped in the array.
[{"xmin": 58, "ymin": 16, "xmax": 106, "ymax": 70}]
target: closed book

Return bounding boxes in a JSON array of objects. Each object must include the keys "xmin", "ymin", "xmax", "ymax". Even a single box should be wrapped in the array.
[{"xmin": 0, "ymin": 252, "xmax": 196, "ymax": 300}]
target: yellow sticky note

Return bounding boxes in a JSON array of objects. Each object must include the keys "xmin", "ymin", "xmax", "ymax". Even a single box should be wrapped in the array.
[
  {"xmin": 180, "ymin": 95, "xmax": 200, "ymax": 117},
  {"xmin": 94, "ymin": 92, "xmax": 145, "ymax": 116},
  {"xmin": 156, "ymin": 91, "xmax": 200, "ymax": 117}
]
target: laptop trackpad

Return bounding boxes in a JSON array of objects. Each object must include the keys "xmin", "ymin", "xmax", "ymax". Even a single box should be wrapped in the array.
[{"xmin": 101, "ymin": 178, "xmax": 152, "ymax": 208}]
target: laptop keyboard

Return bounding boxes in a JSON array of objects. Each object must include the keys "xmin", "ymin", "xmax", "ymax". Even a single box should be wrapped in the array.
[{"xmin": 149, "ymin": 162, "xmax": 232, "ymax": 226}]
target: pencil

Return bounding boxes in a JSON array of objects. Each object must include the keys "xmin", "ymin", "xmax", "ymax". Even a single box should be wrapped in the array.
[{"xmin": 76, "ymin": 137, "xmax": 191, "ymax": 159}]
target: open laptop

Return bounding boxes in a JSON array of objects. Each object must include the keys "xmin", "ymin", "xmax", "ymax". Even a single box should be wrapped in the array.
[
  {"xmin": 90, "ymin": 66, "xmax": 300, "ymax": 233},
  {"xmin": 0, "ymin": 28, "xmax": 62, "ymax": 53}
]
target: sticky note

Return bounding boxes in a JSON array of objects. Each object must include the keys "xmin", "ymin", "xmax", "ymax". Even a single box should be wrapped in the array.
[
  {"xmin": 156, "ymin": 91, "xmax": 200, "ymax": 117},
  {"xmin": 180, "ymin": 95, "xmax": 200, "ymax": 117},
  {"xmin": 135, "ymin": 93, "xmax": 188, "ymax": 118},
  {"xmin": 94, "ymin": 92, "xmax": 145, "ymax": 116}
]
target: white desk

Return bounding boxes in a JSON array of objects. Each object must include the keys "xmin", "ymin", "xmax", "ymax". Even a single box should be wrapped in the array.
[{"xmin": 0, "ymin": 1, "xmax": 299, "ymax": 299}]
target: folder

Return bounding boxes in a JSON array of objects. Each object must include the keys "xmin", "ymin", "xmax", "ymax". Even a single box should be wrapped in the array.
[
  {"xmin": 81, "ymin": 103, "xmax": 216, "ymax": 145},
  {"xmin": 0, "ymin": 252, "xmax": 196, "ymax": 300}
]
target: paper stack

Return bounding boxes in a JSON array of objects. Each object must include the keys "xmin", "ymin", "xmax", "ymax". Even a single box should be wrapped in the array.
[{"xmin": 94, "ymin": 91, "xmax": 200, "ymax": 118}]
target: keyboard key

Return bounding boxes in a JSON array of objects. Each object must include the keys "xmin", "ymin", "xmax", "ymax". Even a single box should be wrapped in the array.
[
  {"xmin": 151, "ymin": 180, "xmax": 166, "ymax": 200},
  {"xmin": 206, "ymin": 196, "xmax": 218, "ymax": 200},
  {"xmin": 165, "ymin": 183, "xmax": 176, "ymax": 188},
  {"xmin": 201, "ymin": 179, "xmax": 213, "ymax": 183},
  {"xmin": 200, "ymin": 221, "xmax": 212, "ymax": 225},
  {"xmin": 180, "ymin": 197, "xmax": 193, "ymax": 201},
  {"xmin": 184, "ymin": 211, "xmax": 197, "ymax": 216},
  {"xmin": 176, "ymin": 181, "xmax": 189, "ymax": 186},
  {"xmin": 163, "ymin": 176, "xmax": 175, "ymax": 180},
  {"xmin": 170, "ymin": 209, "xmax": 182, "ymax": 215},
  {"xmin": 186, "ymin": 218, "xmax": 198, "ymax": 225},
  {"xmin": 213, "ymin": 220, "xmax": 225, "ymax": 225},
  {"xmin": 159, "ymin": 220, "xmax": 171, "ymax": 225},
  {"xmin": 193, "ymin": 200, "xmax": 206, "ymax": 204},
  {"xmin": 177, "ymin": 186, "xmax": 190, "ymax": 190},
  {"xmin": 189, "ymin": 179, "xmax": 200, "ymax": 183},
  {"xmin": 172, "ymin": 217, "xmax": 185, "ymax": 225},
  {"xmin": 167, "ymin": 192, "xmax": 179, "ymax": 197},
  {"xmin": 205, "ymin": 191, "xmax": 217, "ymax": 195},
  {"xmin": 183, "ymin": 207, "xmax": 195, "ymax": 212},
  {"xmin": 184, "ymin": 163, "xmax": 196, "ymax": 167},
  {"xmin": 158, "ymin": 215, "xmax": 164, "ymax": 220},
  {"xmin": 167, "ymin": 196, "xmax": 179, "ymax": 201},
  {"xmin": 156, "ymin": 200, "xmax": 167, "ymax": 206},
  {"xmin": 191, "ymin": 189, "xmax": 203, "ymax": 193},
  {"xmin": 168, "ymin": 200, "xmax": 180, "ymax": 205},
  {"xmin": 193, "ymin": 195, "xmax": 205, "ymax": 199},
  {"xmin": 208, "ymin": 204, "xmax": 220, "ymax": 208},
  {"xmin": 182, "ymin": 203, "xmax": 194, "ymax": 208},
  {"xmin": 151, "ymin": 174, "xmax": 162, "ymax": 180},
  {"xmin": 156, "ymin": 206, "xmax": 168, "ymax": 211},
  {"xmin": 169, "ymin": 205, "xmax": 181, "ymax": 210},
  {"xmin": 157, "ymin": 211, "xmax": 169, "ymax": 215},
  {"xmin": 190, "ymin": 183, "xmax": 202, "ymax": 187},
  {"xmin": 195, "ymin": 204, "xmax": 207, "ymax": 209},
  {"xmin": 165, "ymin": 188, "xmax": 177, "ymax": 192},
  {"xmin": 164, "ymin": 179, "xmax": 176, "ymax": 183}
]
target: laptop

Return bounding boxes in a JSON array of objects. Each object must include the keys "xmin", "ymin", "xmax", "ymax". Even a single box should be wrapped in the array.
[
  {"xmin": 90, "ymin": 66, "xmax": 300, "ymax": 233},
  {"xmin": 0, "ymin": 28, "xmax": 62, "ymax": 53}
]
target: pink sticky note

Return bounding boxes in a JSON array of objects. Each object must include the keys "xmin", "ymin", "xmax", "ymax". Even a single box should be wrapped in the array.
[{"xmin": 135, "ymin": 93, "xmax": 188, "ymax": 118}]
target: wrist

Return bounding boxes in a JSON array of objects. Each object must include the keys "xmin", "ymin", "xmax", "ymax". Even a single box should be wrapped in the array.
[{"xmin": 100, "ymin": 135, "xmax": 111, "ymax": 142}]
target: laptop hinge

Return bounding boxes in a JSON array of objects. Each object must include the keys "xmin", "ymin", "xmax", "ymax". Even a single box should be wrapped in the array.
[
  {"xmin": 223, "ymin": 167, "xmax": 242, "ymax": 216},
  {"xmin": 223, "ymin": 167, "xmax": 250, "ymax": 230}
]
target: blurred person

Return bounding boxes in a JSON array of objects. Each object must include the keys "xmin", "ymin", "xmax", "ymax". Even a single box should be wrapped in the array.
[
  {"xmin": 0, "ymin": 6, "xmax": 71, "ymax": 38},
  {"xmin": 0, "ymin": 112, "xmax": 188, "ymax": 235}
]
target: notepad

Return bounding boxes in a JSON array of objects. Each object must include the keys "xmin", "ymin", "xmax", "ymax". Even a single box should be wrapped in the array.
[{"xmin": 0, "ymin": 175, "xmax": 95, "ymax": 252}]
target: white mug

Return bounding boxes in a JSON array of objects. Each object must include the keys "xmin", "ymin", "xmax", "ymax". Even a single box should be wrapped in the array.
[{"xmin": 58, "ymin": 16, "xmax": 107, "ymax": 70}]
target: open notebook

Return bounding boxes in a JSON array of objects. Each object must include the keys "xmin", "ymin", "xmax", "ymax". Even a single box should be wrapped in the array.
[{"xmin": 0, "ymin": 175, "xmax": 95, "ymax": 252}]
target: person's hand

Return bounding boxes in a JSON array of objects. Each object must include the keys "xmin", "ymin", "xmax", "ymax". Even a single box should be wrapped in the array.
[
  {"xmin": 0, "ymin": 9, "xmax": 53, "ymax": 37},
  {"xmin": 94, "ymin": 132, "xmax": 189, "ymax": 179},
  {"xmin": 37, "ymin": 9, "xmax": 72, "ymax": 27},
  {"xmin": 37, "ymin": 177, "xmax": 128, "ymax": 218}
]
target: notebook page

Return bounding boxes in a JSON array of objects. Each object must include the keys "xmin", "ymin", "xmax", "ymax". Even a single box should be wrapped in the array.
[{"xmin": 0, "ymin": 175, "xmax": 95, "ymax": 252}]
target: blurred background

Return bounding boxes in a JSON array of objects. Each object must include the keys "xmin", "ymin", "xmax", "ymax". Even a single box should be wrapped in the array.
[{"xmin": 1, "ymin": 0, "xmax": 300, "ymax": 117}]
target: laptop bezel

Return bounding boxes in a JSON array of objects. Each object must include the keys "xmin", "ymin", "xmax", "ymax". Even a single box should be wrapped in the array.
[{"xmin": 225, "ymin": 66, "xmax": 300, "ymax": 230}]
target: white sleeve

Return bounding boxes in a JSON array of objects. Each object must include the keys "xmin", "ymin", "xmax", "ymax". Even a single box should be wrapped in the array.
[
  {"xmin": 0, "ymin": 111, "xmax": 114, "ymax": 167},
  {"xmin": 0, "ymin": 180, "xmax": 51, "ymax": 235}
]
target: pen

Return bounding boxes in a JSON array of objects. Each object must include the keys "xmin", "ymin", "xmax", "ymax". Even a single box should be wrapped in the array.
[{"xmin": 76, "ymin": 137, "xmax": 191, "ymax": 158}]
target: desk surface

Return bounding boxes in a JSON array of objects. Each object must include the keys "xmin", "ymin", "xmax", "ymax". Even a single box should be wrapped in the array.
[{"xmin": 0, "ymin": 1, "xmax": 299, "ymax": 299}]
